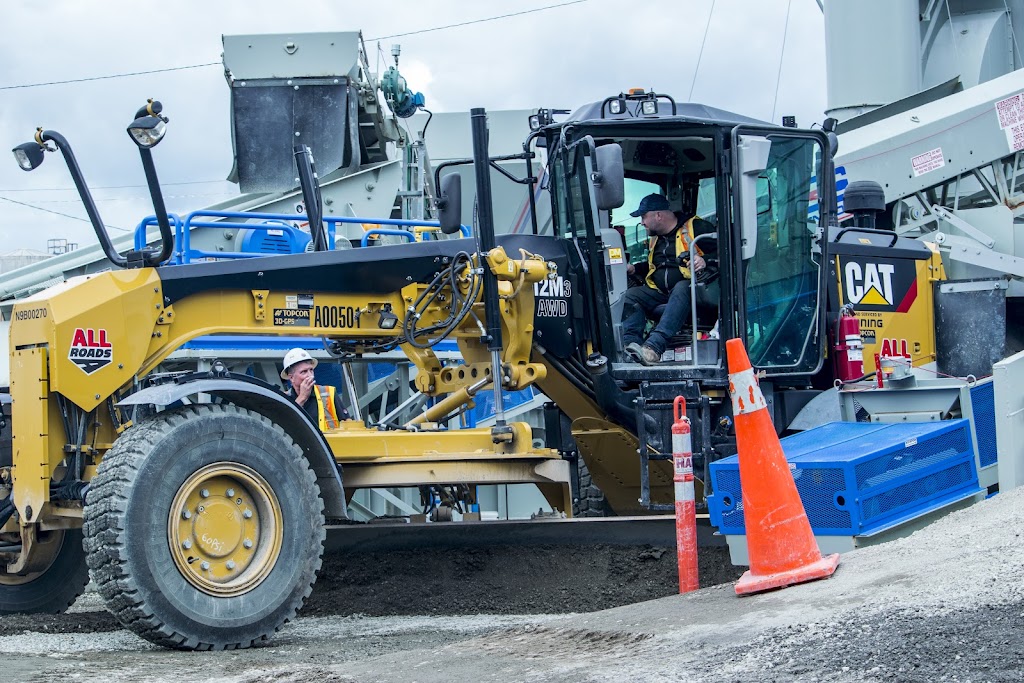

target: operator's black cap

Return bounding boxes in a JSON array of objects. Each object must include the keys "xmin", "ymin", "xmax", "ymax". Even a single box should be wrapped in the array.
[{"xmin": 629, "ymin": 193, "xmax": 671, "ymax": 217}]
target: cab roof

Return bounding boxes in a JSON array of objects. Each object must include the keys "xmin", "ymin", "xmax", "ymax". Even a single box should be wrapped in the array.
[{"xmin": 562, "ymin": 97, "xmax": 772, "ymax": 129}]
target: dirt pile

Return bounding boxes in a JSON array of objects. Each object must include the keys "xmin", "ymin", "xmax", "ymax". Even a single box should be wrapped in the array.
[
  {"xmin": 304, "ymin": 543, "xmax": 741, "ymax": 617},
  {"xmin": 0, "ymin": 542, "xmax": 740, "ymax": 637}
]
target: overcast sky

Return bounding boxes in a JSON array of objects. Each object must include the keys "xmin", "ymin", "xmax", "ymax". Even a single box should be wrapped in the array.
[{"xmin": 0, "ymin": 0, "xmax": 827, "ymax": 254}]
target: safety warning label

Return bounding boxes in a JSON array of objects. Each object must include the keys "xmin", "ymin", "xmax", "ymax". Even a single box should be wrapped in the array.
[
  {"xmin": 995, "ymin": 93, "xmax": 1024, "ymax": 151},
  {"xmin": 996, "ymin": 93, "xmax": 1023, "ymax": 128},
  {"xmin": 1009, "ymin": 124, "xmax": 1024, "ymax": 151},
  {"xmin": 911, "ymin": 148, "xmax": 945, "ymax": 177}
]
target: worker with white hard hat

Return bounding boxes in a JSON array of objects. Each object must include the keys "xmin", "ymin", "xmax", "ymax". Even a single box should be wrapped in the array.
[{"xmin": 281, "ymin": 348, "xmax": 349, "ymax": 430}]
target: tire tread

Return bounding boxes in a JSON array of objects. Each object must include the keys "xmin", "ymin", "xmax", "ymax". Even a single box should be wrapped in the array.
[{"xmin": 83, "ymin": 404, "xmax": 325, "ymax": 650}]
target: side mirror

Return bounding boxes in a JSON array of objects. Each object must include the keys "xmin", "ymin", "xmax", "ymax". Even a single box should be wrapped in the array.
[
  {"xmin": 593, "ymin": 143, "xmax": 624, "ymax": 211},
  {"xmin": 737, "ymin": 135, "xmax": 772, "ymax": 260},
  {"xmin": 437, "ymin": 173, "xmax": 463, "ymax": 235},
  {"xmin": 826, "ymin": 131, "xmax": 839, "ymax": 158}
]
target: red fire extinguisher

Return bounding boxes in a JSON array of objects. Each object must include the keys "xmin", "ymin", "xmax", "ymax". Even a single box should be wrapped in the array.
[{"xmin": 834, "ymin": 304, "xmax": 864, "ymax": 382}]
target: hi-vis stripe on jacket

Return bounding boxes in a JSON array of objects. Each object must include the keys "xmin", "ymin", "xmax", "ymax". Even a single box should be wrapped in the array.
[{"xmin": 645, "ymin": 217, "xmax": 704, "ymax": 289}]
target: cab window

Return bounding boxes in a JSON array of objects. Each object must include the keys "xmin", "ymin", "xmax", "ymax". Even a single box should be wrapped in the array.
[{"xmin": 613, "ymin": 178, "xmax": 660, "ymax": 263}]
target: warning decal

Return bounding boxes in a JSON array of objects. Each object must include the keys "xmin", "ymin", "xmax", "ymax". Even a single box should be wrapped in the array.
[
  {"xmin": 911, "ymin": 148, "xmax": 945, "ymax": 177},
  {"xmin": 996, "ymin": 93, "xmax": 1023, "ymax": 128},
  {"xmin": 995, "ymin": 93, "xmax": 1024, "ymax": 151},
  {"xmin": 69, "ymin": 327, "xmax": 113, "ymax": 374}
]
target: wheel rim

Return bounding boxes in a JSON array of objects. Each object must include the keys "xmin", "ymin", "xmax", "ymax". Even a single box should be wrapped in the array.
[
  {"xmin": 0, "ymin": 530, "xmax": 65, "ymax": 586},
  {"xmin": 168, "ymin": 463, "xmax": 283, "ymax": 597}
]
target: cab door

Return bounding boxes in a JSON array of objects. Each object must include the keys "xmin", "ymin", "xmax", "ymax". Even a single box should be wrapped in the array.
[
  {"xmin": 730, "ymin": 127, "xmax": 833, "ymax": 376},
  {"xmin": 550, "ymin": 136, "xmax": 623, "ymax": 356}
]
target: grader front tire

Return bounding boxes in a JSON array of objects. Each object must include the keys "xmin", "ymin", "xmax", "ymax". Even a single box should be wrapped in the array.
[{"xmin": 83, "ymin": 404, "xmax": 325, "ymax": 650}]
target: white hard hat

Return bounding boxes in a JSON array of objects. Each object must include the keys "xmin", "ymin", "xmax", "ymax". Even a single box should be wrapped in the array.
[{"xmin": 281, "ymin": 348, "xmax": 317, "ymax": 379}]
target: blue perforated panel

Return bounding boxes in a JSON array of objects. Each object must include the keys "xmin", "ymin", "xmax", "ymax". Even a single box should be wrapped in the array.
[
  {"xmin": 971, "ymin": 383, "xmax": 998, "ymax": 469},
  {"xmin": 707, "ymin": 419, "xmax": 982, "ymax": 537},
  {"xmin": 793, "ymin": 467, "xmax": 852, "ymax": 531},
  {"xmin": 708, "ymin": 470, "xmax": 745, "ymax": 532},
  {"xmin": 854, "ymin": 430, "xmax": 967, "ymax": 489},
  {"xmin": 861, "ymin": 461, "xmax": 973, "ymax": 523}
]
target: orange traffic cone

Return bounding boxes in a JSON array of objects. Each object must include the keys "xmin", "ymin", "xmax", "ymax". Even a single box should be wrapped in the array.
[{"xmin": 726, "ymin": 338, "xmax": 840, "ymax": 595}]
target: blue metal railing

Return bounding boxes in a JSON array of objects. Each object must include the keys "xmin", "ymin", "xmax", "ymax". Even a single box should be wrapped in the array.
[
  {"xmin": 132, "ymin": 213, "xmax": 183, "ymax": 252},
  {"xmin": 132, "ymin": 210, "xmax": 472, "ymax": 265},
  {"xmin": 360, "ymin": 228, "xmax": 417, "ymax": 246}
]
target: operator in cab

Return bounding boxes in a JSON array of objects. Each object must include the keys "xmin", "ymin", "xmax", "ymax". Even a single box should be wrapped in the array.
[
  {"xmin": 622, "ymin": 193, "xmax": 719, "ymax": 365},
  {"xmin": 281, "ymin": 348, "xmax": 350, "ymax": 430}
]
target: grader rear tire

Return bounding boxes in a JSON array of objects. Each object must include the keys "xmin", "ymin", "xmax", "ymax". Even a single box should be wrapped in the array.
[
  {"xmin": 574, "ymin": 459, "xmax": 613, "ymax": 518},
  {"xmin": 0, "ymin": 529, "xmax": 89, "ymax": 614},
  {"xmin": 83, "ymin": 404, "xmax": 325, "ymax": 650}
]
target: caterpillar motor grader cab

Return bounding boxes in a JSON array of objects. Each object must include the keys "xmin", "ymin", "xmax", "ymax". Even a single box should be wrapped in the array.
[
  {"xmin": 0, "ymin": 90, "xmax": 944, "ymax": 650},
  {"xmin": 515, "ymin": 90, "xmax": 947, "ymax": 514}
]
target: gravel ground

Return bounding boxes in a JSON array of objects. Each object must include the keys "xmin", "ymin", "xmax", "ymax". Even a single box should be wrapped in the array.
[
  {"xmin": 0, "ymin": 542, "xmax": 740, "ymax": 682},
  {"xmin": 2, "ymin": 486, "xmax": 1022, "ymax": 681}
]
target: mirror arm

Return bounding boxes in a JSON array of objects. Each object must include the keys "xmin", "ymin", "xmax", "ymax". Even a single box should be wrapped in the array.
[
  {"xmin": 41, "ymin": 130, "xmax": 128, "ymax": 268},
  {"xmin": 432, "ymin": 152, "xmax": 533, "ymax": 193},
  {"xmin": 523, "ymin": 132, "xmax": 543, "ymax": 236}
]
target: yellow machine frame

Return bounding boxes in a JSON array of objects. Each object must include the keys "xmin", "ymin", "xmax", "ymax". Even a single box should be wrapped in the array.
[{"xmin": 6, "ymin": 246, "xmax": 572, "ymax": 533}]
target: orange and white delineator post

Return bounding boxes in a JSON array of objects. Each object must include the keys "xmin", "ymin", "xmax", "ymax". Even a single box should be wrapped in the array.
[
  {"xmin": 672, "ymin": 396, "xmax": 699, "ymax": 594},
  {"xmin": 725, "ymin": 338, "xmax": 840, "ymax": 596}
]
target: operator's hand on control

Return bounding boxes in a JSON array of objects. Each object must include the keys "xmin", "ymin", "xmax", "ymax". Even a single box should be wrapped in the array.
[
  {"xmin": 627, "ymin": 262, "xmax": 635, "ymax": 276},
  {"xmin": 679, "ymin": 254, "xmax": 706, "ymax": 273},
  {"xmin": 295, "ymin": 373, "xmax": 315, "ymax": 407}
]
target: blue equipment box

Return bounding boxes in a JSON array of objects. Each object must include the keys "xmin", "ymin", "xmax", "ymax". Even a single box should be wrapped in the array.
[{"xmin": 707, "ymin": 420, "xmax": 982, "ymax": 537}]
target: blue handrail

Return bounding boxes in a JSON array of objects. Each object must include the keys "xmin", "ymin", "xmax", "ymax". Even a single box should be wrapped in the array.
[
  {"xmin": 135, "ymin": 208, "xmax": 473, "ymax": 265},
  {"xmin": 360, "ymin": 228, "xmax": 417, "ymax": 247},
  {"xmin": 132, "ymin": 214, "xmax": 183, "ymax": 254},
  {"xmin": 321, "ymin": 215, "xmax": 471, "ymax": 236},
  {"xmin": 178, "ymin": 210, "xmax": 338, "ymax": 264}
]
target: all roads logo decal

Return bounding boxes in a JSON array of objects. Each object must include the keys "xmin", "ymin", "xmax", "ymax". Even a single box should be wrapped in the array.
[{"xmin": 69, "ymin": 327, "xmax": 113, "ymax": 374}]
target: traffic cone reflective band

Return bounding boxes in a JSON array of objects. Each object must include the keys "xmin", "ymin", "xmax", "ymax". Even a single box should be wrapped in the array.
[{"xmin": 726, "ymin": 338, "xmax": 840, "ymax": 596}]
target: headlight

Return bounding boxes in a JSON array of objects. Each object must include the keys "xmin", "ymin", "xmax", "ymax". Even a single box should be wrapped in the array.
[
  {"xmin": 127, "ymin": 116, "xmax": 167, "ymax": 148},
  {"xmin": 11, "ymin": 142, "xmax": 44, "ymax": 171}
]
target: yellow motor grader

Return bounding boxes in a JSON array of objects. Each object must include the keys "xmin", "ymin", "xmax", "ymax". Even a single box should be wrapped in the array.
[{"xmin": 1, "ymin": 92, "xmax": 946, "ymax": 650}]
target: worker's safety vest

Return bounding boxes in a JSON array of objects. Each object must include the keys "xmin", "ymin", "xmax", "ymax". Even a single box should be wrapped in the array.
[
  {"xmin": 645, "ymin": 217, "xmax": 703, "ymax": 290},
  {"xmin": 313, "ymin": 385, "xmax": 341, "ymax": 431}
]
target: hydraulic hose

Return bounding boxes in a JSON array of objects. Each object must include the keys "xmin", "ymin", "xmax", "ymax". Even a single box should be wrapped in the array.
[{"xmin": 0, "ymin": 499, "xmax": 16, "ymax": 531}]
